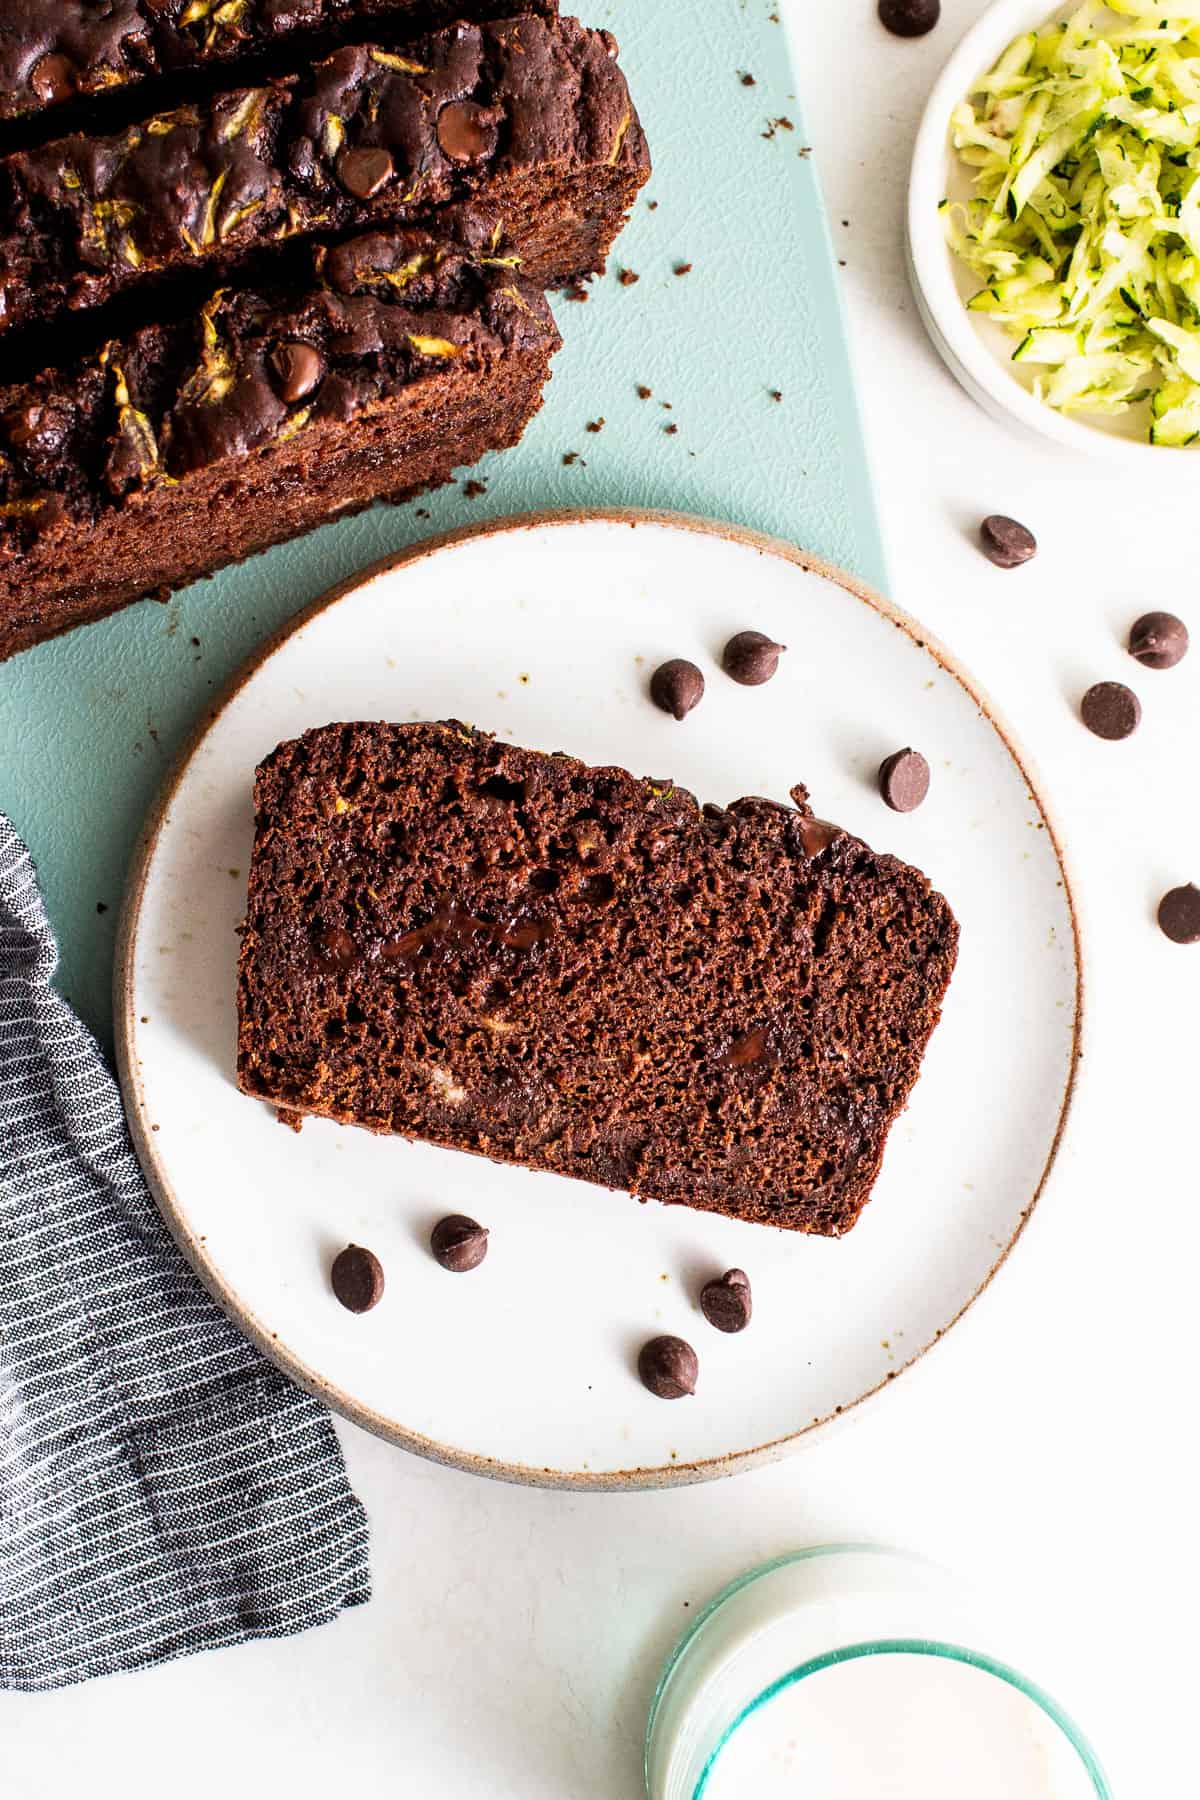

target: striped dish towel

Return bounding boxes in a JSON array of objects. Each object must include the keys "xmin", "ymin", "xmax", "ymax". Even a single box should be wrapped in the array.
[{"xmin": 0, "ymin": 816, "xmax": 370, "ymax": 1691}]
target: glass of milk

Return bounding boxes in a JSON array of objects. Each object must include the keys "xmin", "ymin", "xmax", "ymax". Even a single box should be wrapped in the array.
[{"xmin": 644, "ymin": 1546, "xmax": 1110, "ymax": 1800}]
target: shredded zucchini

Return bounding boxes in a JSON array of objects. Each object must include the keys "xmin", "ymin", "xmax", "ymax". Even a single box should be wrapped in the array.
[{"xmin": 944, "ymin": 2, "xmax": 1200, "ymax": 443}]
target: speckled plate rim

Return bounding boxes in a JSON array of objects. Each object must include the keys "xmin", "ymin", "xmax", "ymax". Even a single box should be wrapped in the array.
[{"xmin": 114, "ymin": 507, "xmax": 1085, "ymax": 1491}]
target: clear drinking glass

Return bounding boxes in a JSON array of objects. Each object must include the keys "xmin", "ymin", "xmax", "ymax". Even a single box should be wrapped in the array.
[{"xmin": 645, "ymin": 1546, "xmax": 1112, "ymax": 1800}]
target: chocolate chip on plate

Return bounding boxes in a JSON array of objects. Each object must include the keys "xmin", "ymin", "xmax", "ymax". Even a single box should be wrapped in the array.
[
  {"xmin": 879, "ymin": 0, "xmax": 940, "ymax": 35},
  {"xmin": 430, "ymin": 1213, "xmax": 489, "ymax": 1272},
  {"xmin": 1129, "ymin": 611, "xmax": 1189, "ymax": 671},
  {"xmin": 650, "ymin": 658, "xmax": 705, "ymax": 720},
  {"xmin": 337, "ymin": 146, "xmax": 394, "ymax": 199},
  {"xmin": 878, "ymin": 747, "xmax": 931, "ymax": 812},
  {"xmin": 722, "ymin": 630, "xmax": 786, "ymax": 686},
  {"xmin": 638, "ymin": 1335, "xmax": 698, "ymax": 1399},
  {"xmin": 700, "ymin": 1269, "xmax": 752, "ymax": 1334},
  {"xmin": 330, "ymin": 1244, "xmax": 385, "ymax": 1313},
  {"xmin": 980, "ymin": 515, "xmax": 1037, "ymax": 569},
  {"xmin": 271, "ymin": 342, "xmax": 323, "ymax": 403},
  {"xmin": 1158, "ymin": 884, "xmax": 1200, "ymax": 945},
  {"xmin": 1080, "ymin": 681, "xmax": 1141, "ymax": 741}
]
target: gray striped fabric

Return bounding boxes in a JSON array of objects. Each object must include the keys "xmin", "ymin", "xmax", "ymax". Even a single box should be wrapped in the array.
[{"xmin": 0, "ymin": 816, "xmax": 370, "ymax": 1691}]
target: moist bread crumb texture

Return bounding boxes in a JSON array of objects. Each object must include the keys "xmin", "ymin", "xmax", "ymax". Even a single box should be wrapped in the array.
[{"xmin": 237, "ymin": 722, "xmax": 960, "ymax": 1236}]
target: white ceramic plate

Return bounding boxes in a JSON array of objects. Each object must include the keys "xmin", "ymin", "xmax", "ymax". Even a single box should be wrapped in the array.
[
  {"xmin": 908, "ymin": 0, "xmax": 1198, "ymax": 465},
  {"xmin": 116, "ymin": 512, "xmax": 1081, "ymax": 1489}
]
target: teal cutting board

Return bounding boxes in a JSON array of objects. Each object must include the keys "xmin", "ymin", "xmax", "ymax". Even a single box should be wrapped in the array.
[{"xmin": 0, "ymin": 0, "xmax": 885, "ymax": 1044}]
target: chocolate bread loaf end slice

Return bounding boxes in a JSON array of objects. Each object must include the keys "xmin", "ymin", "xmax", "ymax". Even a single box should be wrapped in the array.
[
  {"xmin": 236, "ymin": 722, "xmax": 960, "ymax": 1236},
  {"xmin": 0, "ymin": 232, "xmax": 559, "ymax": 660},
  {"xmin": 0, "ymin": 14, "xmax": 650, "ymax": 338}
]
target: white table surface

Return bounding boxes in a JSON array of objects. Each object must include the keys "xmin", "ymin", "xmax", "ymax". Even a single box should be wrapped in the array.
[{"xmin": 8, "ymin": 4, "xmax": 1196, "ymax": 1793}]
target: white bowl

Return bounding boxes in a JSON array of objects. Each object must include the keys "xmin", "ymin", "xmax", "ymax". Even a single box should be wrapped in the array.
[{"xmin": 907, "ymin": 0, "xmax": 1194, "ymax": 463}]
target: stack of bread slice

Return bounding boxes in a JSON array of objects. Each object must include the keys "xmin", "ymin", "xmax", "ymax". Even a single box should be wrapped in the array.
[{"xmin": 0, "ymin": 3, "xmax": 649, "ymax": 659}]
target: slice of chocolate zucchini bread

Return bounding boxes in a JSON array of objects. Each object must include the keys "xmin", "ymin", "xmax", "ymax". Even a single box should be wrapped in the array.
[
  {"xmin": 0, "ymin": 1, "xmax": 558, "ymax": 138},
  {"xmin": 0, "ymin": 14, "xmax": 649, "ymax": 339},
  {"xmin": 236, "ymin": 722, "xmax": 960, "ymax": 1236},
  {"xmin": 0, "ymin": 232, "xmax": 559, "ymax": 659}
]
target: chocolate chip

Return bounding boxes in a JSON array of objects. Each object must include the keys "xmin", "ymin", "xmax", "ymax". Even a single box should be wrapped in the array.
[
  {"xmin": 330, "ymin": 1244, "xmax": 384, "ymax": 1313},
  {"xmin": 878, "ymin": 0, "xmax": 941, "ymax": 36},
  {"xmin": 878, "ymin": 748, "xmax": 931, "ymax": 812},
  {"xmin": 289, "ymin": 135, "xmax": 317, "ymax": 181},
  {"xmin": 650, "ymin": 658, "xmax": 705, "ymax": 720},
  {"xmin": 501, "ymin": 916, "xmax": 552, "ymax": 950},
  {"xmin": 1129, "ymin": 611, "xmax": 1189, "ymax": 671},
  {"xmin": 980, "ymin": 515, "xmax": 1037, "ymax": 569},
  {"xmin": 271, "ymin": 341, "xmax": 323, "ymax": 403},
  {"xmin": 721, "ymin": 1028, "xmax": 767, "ymax": 1068},
  {"xmin": 700, "ymin": 1269, "xmax": 752, "ymax": 1333},
  {"xmin": 430, "ymin": 1214, "xmax": 489, "ymax": 1272},
  {"xmin": 637, "ymin": 1335, "xmax": 698, "ymax": 1399},
  {"xmin": 436, "ymin": 100, "xmax": 499, "ymax": 163},
  {"xmin": 30, "ymin": 53, "xmax": 77, "ymax": 105},
  {"xmin": 337, "ymin": 146, "xmax": 394, "ymax": 199},
  {"xmin": 1080, "ymin": 682, "xmax": 1141, "ymax": 741},
  {"xmin": 1158, "ymin": 884, "xmax": 1200, "ymax": 945},
  {"xmin": 797, "ymin": 816, "xmax": 842, "ymax": 857},
  {"xmin": 4, "ymin": 402, "xmax": 70, "ymax": 457},
  {"xmin": 722, "ymin": 630, "xmax": 786, "ymax": 686},
  {"xmin": 313, "ymin": 926, "xmax": 356, "ymax": 971}
]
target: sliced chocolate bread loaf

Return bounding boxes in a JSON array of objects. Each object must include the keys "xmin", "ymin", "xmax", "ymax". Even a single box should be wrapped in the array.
[
  {"xmin": 0, "ymin": 14, "xmax": 649, "ymax": 339},
  {"xmin": 0, "ymin": 1, "xmax": 558, "ymax": 138},
  {"xmin": 237, "ymin": 722, "xmax": 960, "ymax": 1236},
  {"xmin": 0, "ymin": 233, "xmax": 559, "ymax": 659}
]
